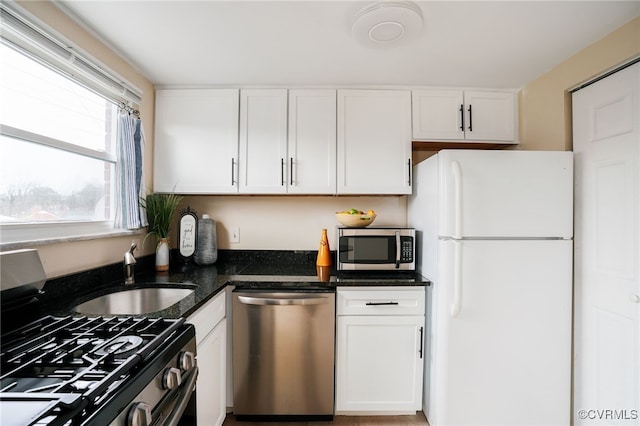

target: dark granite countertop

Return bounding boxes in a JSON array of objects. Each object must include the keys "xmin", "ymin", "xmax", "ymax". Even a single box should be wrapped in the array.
[{"xmin": 41, "ymin": 250, "xmax": 429, "ymax": 320}]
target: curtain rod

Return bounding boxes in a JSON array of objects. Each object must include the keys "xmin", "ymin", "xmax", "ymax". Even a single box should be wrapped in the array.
[{"xmin": 119, "ymin": 103, "xmax": 140, "ymax": 118}]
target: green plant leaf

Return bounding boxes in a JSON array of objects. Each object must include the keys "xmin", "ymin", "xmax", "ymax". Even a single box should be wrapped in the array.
[{"xmin": 140, "ymin": 193, "xmax": 183, "ymax": 245}]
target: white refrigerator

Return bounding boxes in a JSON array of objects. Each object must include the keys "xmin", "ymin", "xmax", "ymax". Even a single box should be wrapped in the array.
[{"xmin": 408, "ymin": 150, "xmax": 573, "ymax": 426}]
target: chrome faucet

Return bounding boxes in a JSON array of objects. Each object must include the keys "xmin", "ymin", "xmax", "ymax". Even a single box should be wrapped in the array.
[{"xmin": 124, "ymin": 243, "xmax": 137, "ymax": 284}]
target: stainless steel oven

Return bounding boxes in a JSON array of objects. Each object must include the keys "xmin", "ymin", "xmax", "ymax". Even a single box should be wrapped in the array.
[
  {"xmin": 0, "ymin": 249, "xmax": 198, "ymax": 426},
  {"xmin": 337, "ymin": 227, "xmax": 415, "ymax": 271}
]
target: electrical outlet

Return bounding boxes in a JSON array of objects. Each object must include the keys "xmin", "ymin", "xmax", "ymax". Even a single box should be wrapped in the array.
[{"xmin": 230, "ymin": 227, "xmax": 240, "ymax": 243}]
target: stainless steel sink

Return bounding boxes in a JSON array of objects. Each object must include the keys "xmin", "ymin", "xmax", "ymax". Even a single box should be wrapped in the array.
[{"xmin": 74, "ymin": 285, "xmax": 195, "ymax": 315}]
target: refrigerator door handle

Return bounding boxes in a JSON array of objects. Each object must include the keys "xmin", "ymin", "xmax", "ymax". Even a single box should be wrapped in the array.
[
  {"xmin": 452, "ymin": 160, "xmax": 463, "ymax": 239},
  {"xmin": 395, "ymin": 231, "xmax": 401, "ymax": 268},
  {"xmin": 451, "ymin": 240, "xmax": 462, "ymax": 317}
]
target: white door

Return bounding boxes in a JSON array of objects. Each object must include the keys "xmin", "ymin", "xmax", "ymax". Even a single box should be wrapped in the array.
[
  {"xmin": 412, "ymin": 89, "xmax": 465, "ymax": 140},
  {"xmin": 429, "ymin": 239, "xmax": 573, "ymax": 426},
  {"xmin": 197, "ymin": 318, "xmax": 227, "ymax": 426},
  {"xmin": 335, "ymin": 315, "xmax": 424, "ymax": 413},
  {"xmin": 154, "ymin": 89, "xmax": 239, "ymax": 193},
  {"xmin": 239, "ymin": 89, "xmax": 288, "ymax": 194},
  {"xmin": 287, "ymin": 89, "xmax": 336, "ymax": 194},
  {"xmin": 437, "ymin": 149, "xmax": 574, "ymax": 238},
  {"xmin": 337, "ymin": 89, "xmax": 412, "ymax": 195},
  {"xmin": 463, "ymin": 91, "xmax": 516, "ymax": 142},
  {"xmin": 573, "ymin": 62, "xmax": 640, "ymax": 425}
]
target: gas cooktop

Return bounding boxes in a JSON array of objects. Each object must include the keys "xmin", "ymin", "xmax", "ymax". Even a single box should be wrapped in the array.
[{"xmin": 0, "ymin": 315, "xmax": 191, "ymax": 425}]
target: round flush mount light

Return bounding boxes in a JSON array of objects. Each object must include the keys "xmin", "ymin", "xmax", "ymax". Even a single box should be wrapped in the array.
[{"xmin": 352, "ymin": 1, "xmax": 424, "ymax": 47}]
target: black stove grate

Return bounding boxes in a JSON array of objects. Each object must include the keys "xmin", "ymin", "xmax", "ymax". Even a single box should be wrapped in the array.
[{"xmin": 0, "ymin": 315, "xmax": 185, "ymax": 425}]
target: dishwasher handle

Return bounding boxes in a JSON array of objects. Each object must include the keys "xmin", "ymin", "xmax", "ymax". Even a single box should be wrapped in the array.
[{"xmin": 237, "ymin": 295, "xmax": 329, "ymax": 306}]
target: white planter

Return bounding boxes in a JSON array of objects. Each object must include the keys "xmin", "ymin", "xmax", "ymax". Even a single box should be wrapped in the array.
[{"xmin": 156, "ymin": 238, "xmax": 170, "ymax": 271}]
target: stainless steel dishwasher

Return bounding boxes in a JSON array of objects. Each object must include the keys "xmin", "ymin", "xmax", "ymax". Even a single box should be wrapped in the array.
[{"xmin": 232, "ymin": 288, "xmax": 335, "ymax": 420}]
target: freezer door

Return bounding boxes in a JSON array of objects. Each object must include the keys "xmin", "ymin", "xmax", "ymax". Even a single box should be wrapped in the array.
[
  {"xmin": 437, "ymin": 150, "xmax": 573, "ymax": 238},
  {"xmin": 428, "ymin": 239, "xmax": 573, "ymax": 426}
]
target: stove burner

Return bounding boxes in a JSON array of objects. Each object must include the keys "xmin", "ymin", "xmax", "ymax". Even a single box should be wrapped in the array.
[
  {"xmin": 95, "ymin": 336, "xmax": 144, "ymax": 356},
  {"xmin": 1, "ymin": 315, "xmax": 190, "ymax": 425}
]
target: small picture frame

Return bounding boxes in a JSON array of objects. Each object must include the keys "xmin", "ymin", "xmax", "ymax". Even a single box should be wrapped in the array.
[{"xmin": 178, "ymin": 206, "xmax": 198, "ymax": 261}]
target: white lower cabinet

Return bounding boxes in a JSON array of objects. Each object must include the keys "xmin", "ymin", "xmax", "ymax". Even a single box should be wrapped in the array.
[
  {"xmin": 197, "ymin": 318, "xmax": 226, "ymax": 426},
  {"xmin": 187, "ymin": 291, "xmax": 227, "ymax": 426},
  {"xmin": 335, "ymin": 287, "xmax": 425, "ymax": 414}
]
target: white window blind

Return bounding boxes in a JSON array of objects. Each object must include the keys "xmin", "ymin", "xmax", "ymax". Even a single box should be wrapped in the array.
[{"xmin": 0, "ymin": 1, "xmax": 142, "ymax": 106}]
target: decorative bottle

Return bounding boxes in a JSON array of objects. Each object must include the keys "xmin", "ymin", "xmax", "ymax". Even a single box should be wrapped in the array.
[
  {"xmin": 155, "ymin": 238, "xmax": 170, "ymax": 272},
  {"xmin": 195, "ymin": 214, "xmax": 218, "ymax": 265},
  {"xmin": 316, "ymin": 228, "xmax": 332, "ymax": 267}
]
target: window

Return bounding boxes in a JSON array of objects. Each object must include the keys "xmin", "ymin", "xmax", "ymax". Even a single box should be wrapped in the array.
[
  {"xmin": 1, "ymin": 44, "xmax": 118, "ymax": 224},
  {"xmin": 0, "ymin": 2, "xmax": 143, "ymax": 246}
]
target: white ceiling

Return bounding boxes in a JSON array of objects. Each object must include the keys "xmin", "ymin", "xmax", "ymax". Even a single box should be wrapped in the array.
[{"xmin": 56, "ymin": 1, "xmax": 639, "ymax": 89}]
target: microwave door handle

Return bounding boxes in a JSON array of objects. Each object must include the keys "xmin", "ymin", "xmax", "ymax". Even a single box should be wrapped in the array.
[{"xmin": 395, "ymin": 232, "xmax": 401, "ymax": 268}]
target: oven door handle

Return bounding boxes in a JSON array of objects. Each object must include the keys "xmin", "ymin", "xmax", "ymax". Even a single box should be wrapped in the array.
[{"xmin": 161, "ymin": 366, "xmax": 199, "ymax": 426}]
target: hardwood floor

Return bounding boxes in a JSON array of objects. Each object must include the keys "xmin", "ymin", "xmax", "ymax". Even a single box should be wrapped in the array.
[{"xmin": 222, "ymin": 413, "xmax": 429, "ymax": 426}]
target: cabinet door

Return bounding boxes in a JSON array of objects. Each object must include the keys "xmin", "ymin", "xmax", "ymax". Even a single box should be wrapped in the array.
[
  {"xmin": 239, "ymin": 89, "xmax": 288, "ymax": 194},
  {"xmin": 287, "ymin": 89, "xmax": 336, "ymax": 194},
  {"xmin": 337, "ymin": 90, "xmax": 412, "ymax": 195},
  {"xmin": 197, "ymin": 318, "xmax": 227, "ymax": 426},
  {"xmin": 463, "ymin": 91, "xmax": 516, "ymax": 142},
  {"xmin": 154, "ymin": 89, "xmax": 239, "ymax": 193},
  {"xmin": 335, "ymin": 315, "xmax": 424, "ymax": 413},
  {"xmin": 412, "ymin": 89, "xmax": 465, "ymax": 140}
]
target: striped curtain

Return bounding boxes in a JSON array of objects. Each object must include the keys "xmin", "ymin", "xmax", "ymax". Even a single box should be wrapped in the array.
[{"xmin": 115, "ymin": 111, "xmax": 148, "ymax": 229}]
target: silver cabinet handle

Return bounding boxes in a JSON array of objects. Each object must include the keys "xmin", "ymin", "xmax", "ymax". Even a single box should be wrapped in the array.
[
  {"xmin": 238, "ymin": 295, "xmax": 329, "ymax": 306},
  {"xmin": 231, "ymin": 158, "xmax": 236, "ymax": 185}
]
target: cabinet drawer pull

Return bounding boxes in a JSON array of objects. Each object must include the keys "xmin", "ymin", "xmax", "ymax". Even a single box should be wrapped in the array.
[
  {"xmin": 281, "ymin": 158, "xmax": 285, "ymax": 186},
  {"xmin": 467, "ymin": 104, "xmax": 473, "ymax": 131},
  {"xmin": 365, "ymin": 301, "xmax": 399, "ymax": 306},
  {"xmin": 419, "ymin": 326, "xmax": 424, "ymax": 359},
  {"xmin": 459, "ymin": 104, "xmax": 464, "ymax": 131}
]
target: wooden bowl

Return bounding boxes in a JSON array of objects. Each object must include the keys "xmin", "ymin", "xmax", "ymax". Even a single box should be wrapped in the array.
[{"xmin": 335, "ymin": 213, "xmax": 376, "ymax": 227}]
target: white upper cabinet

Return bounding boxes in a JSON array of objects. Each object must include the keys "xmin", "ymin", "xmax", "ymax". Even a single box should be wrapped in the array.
[
  {"xmin": 154, "ymin": 89, "xmax": 239, "ymax": 193},
  {"xmin": 412, "ymin": 89, "xmax": 517, "ymax": 143},
  {"xmin": 337, "ymin": 90, "xmax": 412, "ymax": 195},
  {"xmin": 239, "ymin": 89, "xmax": 288, "ymax": 194},
  {"xmin": 287, "ymin": 89, "xmax": 337, "ymax": 194}
]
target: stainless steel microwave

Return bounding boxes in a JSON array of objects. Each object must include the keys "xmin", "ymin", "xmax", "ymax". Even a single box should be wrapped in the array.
[{"xmin": 337, "ymin": 227, "xmax": 415, "ymax": 271}]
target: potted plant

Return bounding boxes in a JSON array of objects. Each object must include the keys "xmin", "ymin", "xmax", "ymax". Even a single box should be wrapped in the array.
[{"xmin": 142, "ymin": 193, "xmax": 183, "ymax": 271}]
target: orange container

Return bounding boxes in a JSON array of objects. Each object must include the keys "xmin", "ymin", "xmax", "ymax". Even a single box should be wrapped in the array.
[{"xmin": 316, "ymin": 228, "xmax": 332, "ymax": 266}]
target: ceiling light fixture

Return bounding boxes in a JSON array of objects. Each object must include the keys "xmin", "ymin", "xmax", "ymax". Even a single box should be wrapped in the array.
[{"xmin": 352, "ymin": 1, "xmax": 424, "ymax": 47}]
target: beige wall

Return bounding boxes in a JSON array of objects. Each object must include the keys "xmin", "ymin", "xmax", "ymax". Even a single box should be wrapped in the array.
[
  {"xmin": 519, "ymin": 16, "xmax": 640, "ymax": 151},
  {"xmin": 182, "ymin": 195, "xmax": 407, "ymax": 251},
  {"xmin": 15, "ymin": 1, "xmax": 157, "ymax": 278}
]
